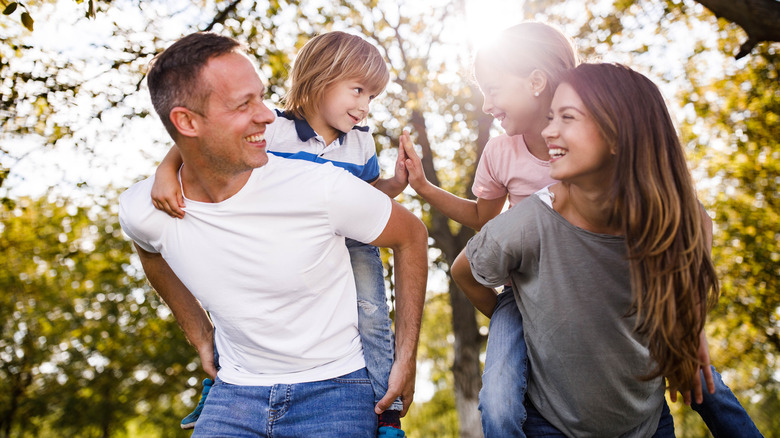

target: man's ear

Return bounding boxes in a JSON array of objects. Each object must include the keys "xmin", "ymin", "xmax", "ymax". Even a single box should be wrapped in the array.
[
  {"xmin": 529, "ymin": 70, "xmax": 548, "ymax": 96},
  {"xmin": 170, "ymin": 107, "xmax": 199, "ymax": 138}
]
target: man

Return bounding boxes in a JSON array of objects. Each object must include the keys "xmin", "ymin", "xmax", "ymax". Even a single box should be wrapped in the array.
[{"xmin": 119, "ymin": 32, "xmax": 428, "ymax": 437}]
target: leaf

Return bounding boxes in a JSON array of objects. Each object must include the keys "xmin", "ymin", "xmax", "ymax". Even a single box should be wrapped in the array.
[
  {"xmin": 21, "ymin": 11, "xmax": 34, "ymax": 31},
  {"xmin": 2, "ymin": 3, "xmax": 18, "ymax": 15}
]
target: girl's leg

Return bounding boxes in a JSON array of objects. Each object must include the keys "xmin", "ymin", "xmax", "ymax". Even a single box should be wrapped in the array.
[
  {"xmin": 650, "ymin": 399, "xmax": 676, "ymax": 438},
  {"xmin": 522, "ymin": 396, "xmax": 566, "ymax": 437},
  {"xmin": 480, "ymin": 287, "xmax": 528, "ymax": 438},
  {"xmin": 690, "ymin": 365, "xmax": 763, "ymax": 437},
  {"xmin": 346, "ymin": 239, "xmax": 403, "ymax": 413}
]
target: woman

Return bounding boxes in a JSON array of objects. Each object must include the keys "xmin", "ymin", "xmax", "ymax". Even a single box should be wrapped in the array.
[{"xmin": 452, "ymin": 63, "xmax": 720, "ymax": 436}]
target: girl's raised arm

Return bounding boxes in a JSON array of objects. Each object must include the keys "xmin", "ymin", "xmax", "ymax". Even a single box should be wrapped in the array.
[{"xmin": 402, "ymin": 137, "xmax": 506, "ymax": 231}]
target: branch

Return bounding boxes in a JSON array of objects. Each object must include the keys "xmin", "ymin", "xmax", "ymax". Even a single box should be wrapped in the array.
[
  {"xmin": 202, "ymin": 0, "xmax": 242, "ymax": 32},
  {"xmin": 694, "ymin": 0, "xmax": 780, "ymax": 58}
]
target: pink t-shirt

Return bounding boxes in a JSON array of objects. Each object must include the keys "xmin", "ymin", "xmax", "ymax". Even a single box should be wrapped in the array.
[{"xmin": 472, "ymin": 134, "xmax": 556, "ymax": 208}]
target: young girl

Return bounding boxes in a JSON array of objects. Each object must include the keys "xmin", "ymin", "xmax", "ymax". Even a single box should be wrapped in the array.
[
  {"xmin": 152, "ymin": 31, "xmax": 409, "ymax": 437},
  {"xmin": 403, "ymin": 22, "xmax": 761, "ymax": 437},
  {"xmin": 452, "ymin": 62, "xmax": 716, "ymax": 436}
]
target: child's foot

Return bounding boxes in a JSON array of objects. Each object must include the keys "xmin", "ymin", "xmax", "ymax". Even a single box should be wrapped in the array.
[
  {"xmin": 180, "ymin": 378, "xmax": 213, "ymax": 430},
  {"xmin": 378, "ymin": 426, "xmax": 405, "ymax": 437},
  {"xmin": 378, "ymin": 409, "xmax": 404, "ymax": 437}
]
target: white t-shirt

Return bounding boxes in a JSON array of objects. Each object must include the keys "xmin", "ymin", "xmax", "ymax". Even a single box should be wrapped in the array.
[
  {"xmin": 119, "ymin": 155, "xmax": 392, "ymax": 385},
  {"xmin": 472, "ymin": 134, "xmax": 556, "ymax": 208}
]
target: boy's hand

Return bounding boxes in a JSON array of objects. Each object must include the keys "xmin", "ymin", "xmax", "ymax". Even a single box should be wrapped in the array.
[
  {"xmin": 400, "ymin": 131, "xmax": 428, "ymax": 191},
  {"xmin": 151, "ymin": 172, "xmax": 186, "ymax": 219},
  {"xmin": 392, "ymin": 130, "xmax": 411, "ymax": 187}
]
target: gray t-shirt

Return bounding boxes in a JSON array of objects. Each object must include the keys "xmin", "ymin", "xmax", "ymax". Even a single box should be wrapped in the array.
[{"xmin": 466, "ymin": 189, "xmax": 664, "ymax": 437}]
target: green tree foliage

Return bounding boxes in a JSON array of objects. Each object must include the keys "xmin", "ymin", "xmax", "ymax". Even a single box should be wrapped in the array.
[
  {"xmin": 0, "ymin": 193, "xmax": 200, "ymax": 437},
  {"xmin": 675, "ymin": 35, "xmax": 780, "ymax": 438}
]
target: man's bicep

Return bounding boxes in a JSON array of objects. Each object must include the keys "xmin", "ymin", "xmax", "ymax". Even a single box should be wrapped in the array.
[
  {"xmin": 329, "ymin": 171, "xmax": 393, "ymax": 243},
  {"xmin": 370, "ymin": 201, "xmax": 424, "ymax": 249},
  {"xmin": 134, "ymin": 242, "xmax": 162, "ymax": 266},
  {"xmin": 134, "ymin": 242, "xmax": 172, "ymax": 284}
]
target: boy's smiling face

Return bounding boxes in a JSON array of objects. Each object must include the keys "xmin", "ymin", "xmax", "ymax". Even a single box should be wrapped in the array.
[{"xmin": 309, "ymin": 79, "xmax": 377, "ymax": 145}]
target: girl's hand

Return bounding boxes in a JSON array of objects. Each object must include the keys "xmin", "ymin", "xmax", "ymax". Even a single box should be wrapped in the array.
[
  {"xmin": 668, "ymin": 329, "xmax": 715, "ymax": 404},
  {"xmin": 151, "ymin": 169, "xmax": 186, "ymax": 219}
]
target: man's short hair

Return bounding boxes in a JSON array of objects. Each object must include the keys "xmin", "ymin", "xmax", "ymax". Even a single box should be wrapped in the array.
[{"xmin": 146, "ymin": 32, "xmax": 246, "ymax": 139}]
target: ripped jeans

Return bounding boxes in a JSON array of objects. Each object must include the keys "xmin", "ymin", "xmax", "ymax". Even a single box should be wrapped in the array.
[{"xmin": 346, "ymin": 238, "xmax": 402, "ymax": 412}]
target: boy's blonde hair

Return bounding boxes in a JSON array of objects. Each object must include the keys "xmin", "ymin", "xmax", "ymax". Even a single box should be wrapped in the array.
[
  {"xmin": 284, "ymin": 31, "xmax": 389, "ymax": 121},
  {"xmin": 475, "ymin": 22, "xmax": 578, "ymax": 98}
]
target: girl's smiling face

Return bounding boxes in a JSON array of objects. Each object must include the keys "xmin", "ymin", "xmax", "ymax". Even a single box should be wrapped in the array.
[{"xmin": 475, "ymin": 63, "xmax": 542, "ymax": 137}]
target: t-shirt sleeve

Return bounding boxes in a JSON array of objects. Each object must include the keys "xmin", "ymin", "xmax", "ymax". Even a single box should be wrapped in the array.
[
  {"xmin": 471, "ymin": 138, "xmax": 508, "ymax": 201},
  {"xmin": 118, "ymin": 178, "xmax": 163, "ymax": 254},
  {"xmin": 358, "ymin": 153, "xmax": 380, "ymax": 183},
  {"xmin": 465, "ymin": 216, "xmax": 519, "ymax": 287},
  {"xmin": 327, "ymin": 170, "xmax": 392, "ymax": 243}
]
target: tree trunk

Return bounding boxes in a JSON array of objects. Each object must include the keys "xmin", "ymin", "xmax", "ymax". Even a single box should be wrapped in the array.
[
  {"xmin": 448, "ymin": 280, "xmax": 484, "ymax": 438},
  {"xmin": 409, "ymin": 97, "xmax": 493, "ymax": 436}
]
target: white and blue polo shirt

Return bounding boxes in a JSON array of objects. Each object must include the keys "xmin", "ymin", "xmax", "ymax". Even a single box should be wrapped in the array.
[{"xmin": 266, "ymin": 110, "xmax": 380, "ymax": 183}]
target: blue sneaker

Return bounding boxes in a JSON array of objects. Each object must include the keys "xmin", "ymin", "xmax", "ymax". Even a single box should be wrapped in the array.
[
  {"xmin": 378, "ymin": 426, "xmax": 405, "ymax": 437},
  {"xmin": 180, "ymin": 378, "xmax": 213, "ymax": 429}
]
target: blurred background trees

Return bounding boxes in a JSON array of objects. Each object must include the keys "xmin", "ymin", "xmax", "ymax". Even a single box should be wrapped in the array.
[{"xmin": 1, "ymin": 0, "xmax": 778, "ymax": 436}]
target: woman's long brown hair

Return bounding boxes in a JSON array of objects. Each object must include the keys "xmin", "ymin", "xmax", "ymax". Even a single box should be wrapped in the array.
[{"xmin": 562, "ymin": 63, "xmax": 720, "ymax": 390}]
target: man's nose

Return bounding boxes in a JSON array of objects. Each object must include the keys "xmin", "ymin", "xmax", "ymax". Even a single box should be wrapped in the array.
[{"xmin": 254, "ymin": 102, "xmax": 276, "ymax": 124}]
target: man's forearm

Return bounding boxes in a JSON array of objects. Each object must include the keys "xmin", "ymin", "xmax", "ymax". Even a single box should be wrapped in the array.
[
  {"xmin": 391, "ymin": 225, "xmax": 428, "ymax": 366},
  {"xmin": 134, "ymin": 243, "xmax": 214, "ymax": 352}
]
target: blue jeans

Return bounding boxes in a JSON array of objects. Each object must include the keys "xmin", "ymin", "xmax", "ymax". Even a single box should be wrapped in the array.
[
  {"xmin": 524, "ymin": 396, "xmax": 676, "ymax": 437},
  {"xmin": 346, "ymin": 238, "xmax": 402, "ymax": 412},
  {"xmin": 691, "ymin": 365, "xmax": 763, "ymax": 437},
  {"xmin": 193, "ymin": 368, "xmax": 377, "ymax": 437},
  {"xmin": 480, "ymin": 288, "xmax": 528, "ymax": 438}
]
